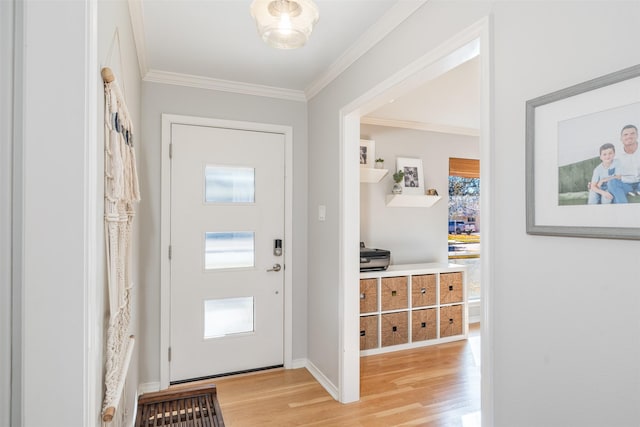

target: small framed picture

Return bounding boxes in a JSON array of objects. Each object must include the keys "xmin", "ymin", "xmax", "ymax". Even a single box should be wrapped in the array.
[
  {"xmin": 397, "ymin": 157, "xmax": 424, "ymax": 195},
  {"xmin": 360, "ymin": 139, "xmax": 375, "ymax": 168}
]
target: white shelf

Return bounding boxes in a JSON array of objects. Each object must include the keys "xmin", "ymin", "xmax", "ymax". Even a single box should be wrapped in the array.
[
  {"xmin": 360, "ymin": 262, "xmax": 465, "ymax": 279},
  {"xmin": 360, "ymin": 167, "xmax": 388, "ymax": 183},
  {"xmin": 385, "ymin": 194, "xmax": 441, "ymax": 207}
]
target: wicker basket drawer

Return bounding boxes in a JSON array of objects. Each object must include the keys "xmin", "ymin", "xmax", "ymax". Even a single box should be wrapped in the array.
[
  {"xmin": 360, "ymin": 279, "xmax": 378, "ymax": 313},
  {"xmin": 381, "ymin": 276, "xmax": 408, "ymax": 311},
  {"xmin": 440, "ymin": 272, "xmax": 463, "ymax": 304},
  {"xmin": 411, "ymin": 308, "xmax": 437, "ymax": 342},
  {"xmin": 439, "ymin": 304, "xmax": 464, "ymax": 338},
  {"xmin": 411, "ymin": 274, "xmax": 436, "ymax": 307},
  {"xmin": 360, "ymin": 315, "xmax": 378, "ymax": 350},
  {"xmin": 381, "ymin": 312, "xmax": 408, "ymax": 347}
]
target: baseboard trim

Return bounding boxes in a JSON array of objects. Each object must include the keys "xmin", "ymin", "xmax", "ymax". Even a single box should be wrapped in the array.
[
  {"xmin": 304, "ymin": 360, "xmax": 338, "ymax": 400},
  {"xmin": 138, "ymin": 382, "xmax": 160, "ymax": 396},
  {"xmin": 291, "ymin": 358, "xmax": 307, "ymax": 369}
]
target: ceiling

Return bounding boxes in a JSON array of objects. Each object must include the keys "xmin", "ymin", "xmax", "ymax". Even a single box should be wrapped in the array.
[
  {"xmin": 363, "ymin": 56, "xmax": 480, "ymax": 135},
  {"xmin": 130, "ymin": 0, "xmax": 479, "ymax": 133}
]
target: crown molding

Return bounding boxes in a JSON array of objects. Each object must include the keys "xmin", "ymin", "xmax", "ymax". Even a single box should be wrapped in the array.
[
  {"xmin": 361, "ymin": 116, "xmax": 480, "ymax": 137},
  {"xmin": 128, "ymin": 0, "xmax": 426, "ymax": 102},
  {"xmin": 128, "ymin": 0, "xmax": 305, "ymax": 103},
  {"xmin": 304, "ymin": 0, "xmax": 428, "ymax": 100},
  {"xmin": 127, "ymin": 0, "xmax": 148, "ymax": 78},
  {"xmin": 143, "ymin": 69, "xmax": 307, "ymax": 102}
]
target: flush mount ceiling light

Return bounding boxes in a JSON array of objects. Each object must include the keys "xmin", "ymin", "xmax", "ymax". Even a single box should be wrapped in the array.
[{"xmin": 250, "ymin": 0, "xmax": 319, "ymax": 49}]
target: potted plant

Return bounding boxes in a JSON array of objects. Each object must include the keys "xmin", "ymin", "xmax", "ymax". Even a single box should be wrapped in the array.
[
  {"xmin": 392, "ymin": 169, "xmax": 404, "ymax": 194},
  {"xmin": 375, "ymin": 158, "xmax": 384, "ymax": 169}
]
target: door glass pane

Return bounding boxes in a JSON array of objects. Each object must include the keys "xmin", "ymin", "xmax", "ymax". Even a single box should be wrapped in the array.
[
  {"xmin": 205, "ymin": 166, "xmax": 255, "ymax": 203},
  {"xmin": 204, "ymin": 297, "xmax": 254, "ymax": 339},
  {"xmin": 205, "ymin": 231, "xmax": 254, "ymax": 270}
]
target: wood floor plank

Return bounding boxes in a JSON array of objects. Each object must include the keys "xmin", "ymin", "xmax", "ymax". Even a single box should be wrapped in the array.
[{"xmin": 177, "ymin": 324, "xmax": 480, "ymax": 427}]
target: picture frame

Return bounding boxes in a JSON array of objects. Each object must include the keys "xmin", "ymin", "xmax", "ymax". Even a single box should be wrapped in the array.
[
  {"xmin": 396, "ymin": 157, "xmax": 425, "ymax": 195},
  {"xmin": 360, "ymin": 139, "xmax": 375, "ymax": 168},
  {"xmin": 525, "ymin": 64, "xmax": 640, "ymax": 240}
]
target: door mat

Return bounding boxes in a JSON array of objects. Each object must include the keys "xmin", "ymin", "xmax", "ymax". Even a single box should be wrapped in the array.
[{"xmin": 135, "ymin": 383, "xmax": 225, "ymax": 427}]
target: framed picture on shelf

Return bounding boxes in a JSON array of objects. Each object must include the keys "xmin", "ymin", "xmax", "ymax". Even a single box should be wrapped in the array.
[
  {"xmin": 360, "ymin": 139, "xmax": 375, "ymax": 168},
  {"xmin": 396, "ymin": 157, "xmax": 424, "ymax": 195},
  {"xmin": 526, "ymin": 64, "xmax": 640, "ymax": 240}
]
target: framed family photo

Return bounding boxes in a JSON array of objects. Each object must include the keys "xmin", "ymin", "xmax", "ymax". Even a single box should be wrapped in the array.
[
  {"xmin": 360, "ymin": 139, "xmax": 375, "ymax": 168},
  {"xmin": 526, "ymin": 64, "xmax": 640, "ymax": 240},
  {"xmin": 396, "ymin": 157, "xmax": 424, "ymax": 195}
]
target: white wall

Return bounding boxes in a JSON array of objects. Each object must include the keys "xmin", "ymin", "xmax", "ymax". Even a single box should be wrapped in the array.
[
  {"xmin": 17, "ymin": 0, "xmax": 99, "ymax": 425},
  {"xmin": 98, "ymin": 1, "xmax": 142, "ymax": 425},
  {"xmin": 139, "ymin": 83, "xmax": 309, "ymax": 385},
  {"xmin": 490, "ymin": 3, "xmax": 640, "ymax": 425},
  {"xmin": 360, "ymin": 124, "xmax": 479, "ymax": 264},
  {"xmin": 309, "ymin": 1, "xmax": 640, "ymax": 425},
  {"xmin": 11, "ymin": 1, "xmax": 141, "ymax": 425}
]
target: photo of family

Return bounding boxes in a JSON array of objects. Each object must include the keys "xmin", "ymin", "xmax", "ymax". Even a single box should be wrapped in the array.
[
  {"xmin": 360, "ymin": 139, "xmax": 375, "ymax": 168},
  {"xmin": 557, "ymin": 102, "xmax": 640, "ymax": 206},
  {"xmin": 396, "ymin": 157, "xmax": 424, "ymax": 195},
  {"xmin": 360, "ymin": 146, "xmax": 368, "ymax": 165},
  {"xmin": 403, "ymin": 166, "xmax": 419, "ymax": 187}
]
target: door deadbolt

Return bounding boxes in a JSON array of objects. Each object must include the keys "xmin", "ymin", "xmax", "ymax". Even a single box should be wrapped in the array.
[{"xmin": 273, "ymin": 239, "xmax": 283, "ymax": 256}]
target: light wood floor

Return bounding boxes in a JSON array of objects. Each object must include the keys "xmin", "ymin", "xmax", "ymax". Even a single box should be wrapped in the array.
[{"xmin": 177, "ymin": 323, "xmax": 480, "ymax": 427}]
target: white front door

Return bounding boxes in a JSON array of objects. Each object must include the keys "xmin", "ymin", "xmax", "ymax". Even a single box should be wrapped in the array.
[{"xmin": 169, "ymin": 123, "xmax": 285, "ymax": 383}]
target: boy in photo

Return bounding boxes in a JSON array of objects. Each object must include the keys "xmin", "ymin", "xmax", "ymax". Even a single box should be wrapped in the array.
[{"xmin": 587, "ymin": 142, "xmax": 627, "ymax": 204}]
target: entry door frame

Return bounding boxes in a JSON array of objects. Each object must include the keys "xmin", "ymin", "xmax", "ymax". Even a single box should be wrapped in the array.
[{"xmin": 160, "ymin": 114, "xmax": 294, "ymax": 389}]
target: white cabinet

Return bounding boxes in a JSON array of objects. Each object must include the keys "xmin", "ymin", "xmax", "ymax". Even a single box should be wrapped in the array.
[{"xmin": 359, "ymin": 263, "xmax": 467, "ymax": 356}]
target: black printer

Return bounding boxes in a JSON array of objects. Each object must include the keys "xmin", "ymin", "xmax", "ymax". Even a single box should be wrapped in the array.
[{"xmin": 359, "ymin": 242, "xmax": 390, "ymax": 271}]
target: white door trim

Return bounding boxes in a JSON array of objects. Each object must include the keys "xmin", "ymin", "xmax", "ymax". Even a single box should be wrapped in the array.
[
  {"xmin": 338, "ymin": 17, "xmax": 494, "ymax": 425},
  {"xmin": 160, "ymin": 114, "xmax": 294, "ymax": 389},
  {"xmin": 1, "ymin": 1, "xmax": 14, "ymax": 424},
  {"xmin": 84, "ymin": 1, "xmax": 99, "ymax": 425}
]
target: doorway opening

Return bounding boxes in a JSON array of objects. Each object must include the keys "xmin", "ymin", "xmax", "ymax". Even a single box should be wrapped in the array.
[{"xmin": 338, "ymin": 18, "xmax": 493, "ymax": 425}]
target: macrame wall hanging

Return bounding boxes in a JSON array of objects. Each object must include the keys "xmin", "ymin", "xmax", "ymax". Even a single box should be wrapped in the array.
[{"xmin": 101, "ymin": 61, "xmax": 140, "ymax": 423}]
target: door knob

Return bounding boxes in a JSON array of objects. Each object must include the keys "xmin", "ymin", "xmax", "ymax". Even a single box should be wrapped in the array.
[{"xmin": 267, "ymin": 263, "xmax": 281, "ymax": 272}]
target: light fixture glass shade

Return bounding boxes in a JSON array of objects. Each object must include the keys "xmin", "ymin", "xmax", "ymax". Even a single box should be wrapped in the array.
[{"xmin": 250, "ymin": 0, "xmax": 319, "ymax": 49}]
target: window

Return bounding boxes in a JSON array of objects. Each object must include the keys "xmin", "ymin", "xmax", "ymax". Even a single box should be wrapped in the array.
[
  {"xmin": 204, "ymin": 297, "xmax": 254, "ymax": 339},
  {"xmin": 448, "ymin": 158, "xmax": 480, "ymax": 300},
  {"xmin": 204, "ymin": 231, "xmax": 255, "ymax": 270},
  {"xmin": 205, "ymin": 166, "xmax": 255, "ymax": 203}
]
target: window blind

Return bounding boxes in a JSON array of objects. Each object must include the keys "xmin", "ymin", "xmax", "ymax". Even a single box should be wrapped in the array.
[{"xmin": 449, "ymin": 157, "xmax": 480, "ymax": 178}]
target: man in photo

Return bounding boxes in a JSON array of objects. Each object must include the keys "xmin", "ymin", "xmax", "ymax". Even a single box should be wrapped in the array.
[
  {"xmin": 587, "ymin": 142, "xmax": 626, "ymax": 204},
  {"xmin": 617, "ymin": 124, "xmax": 640, "ymax": 197}
]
